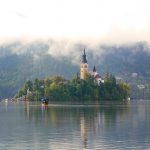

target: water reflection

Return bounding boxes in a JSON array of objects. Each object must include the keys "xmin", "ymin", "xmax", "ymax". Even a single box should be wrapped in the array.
[
  {"xmin": 23, "ymin": 101, "xmax": 132, "ymax": 149},
  {"xmin": 0, "ymin": 100, "xmax": 150, "ymax": 149},
  {"xmin": 80, "ymin": 115, "xmax": 88, "ymax": 149}
]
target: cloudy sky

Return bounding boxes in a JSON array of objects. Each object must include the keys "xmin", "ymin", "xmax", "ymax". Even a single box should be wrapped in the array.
[{"xmin": 0, "ymin": 0, "xmax": 150, "ymax": 43}]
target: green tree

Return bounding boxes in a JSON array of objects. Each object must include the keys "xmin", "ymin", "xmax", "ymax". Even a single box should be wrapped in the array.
[{"xmin": 15, "ymin": 73, "xmax": 131, "ymax": 101}]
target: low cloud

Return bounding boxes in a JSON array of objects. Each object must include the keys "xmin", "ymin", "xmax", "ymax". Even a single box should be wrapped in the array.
[{"xmin": 0, "ymin": 37, "xmax": 150, "ymax": 65}]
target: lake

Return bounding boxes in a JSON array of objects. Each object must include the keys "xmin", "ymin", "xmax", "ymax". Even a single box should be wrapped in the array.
[{"xmin": 0, "ymin": 100, "xmax": 150, "ymax": 150}]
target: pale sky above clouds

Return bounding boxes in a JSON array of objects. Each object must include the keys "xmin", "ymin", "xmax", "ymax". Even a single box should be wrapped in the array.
[{"xmin": 0, "ymin": 0, "xmax": 150, "ymax": 42}]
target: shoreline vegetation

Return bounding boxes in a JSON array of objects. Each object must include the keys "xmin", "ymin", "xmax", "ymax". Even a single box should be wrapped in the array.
[{"xmin": 15, "ymin": 73, "xmax": 130, "ymax": 102}]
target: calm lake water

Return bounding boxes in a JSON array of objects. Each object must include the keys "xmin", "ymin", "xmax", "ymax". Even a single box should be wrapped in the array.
[{"xmin": 0, "ymin": 100, "xmax": 150, "ymax": 150}]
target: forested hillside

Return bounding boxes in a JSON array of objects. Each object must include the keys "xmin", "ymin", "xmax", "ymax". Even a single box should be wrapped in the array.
[{"xmin": 0, "ymin": 41, "xmax": 150, "ymax": 98}]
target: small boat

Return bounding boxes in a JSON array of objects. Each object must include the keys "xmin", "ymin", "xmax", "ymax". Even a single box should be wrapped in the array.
[{"xmin": 41, "ymin": 98, "xmax": 48, "ymax": 106}]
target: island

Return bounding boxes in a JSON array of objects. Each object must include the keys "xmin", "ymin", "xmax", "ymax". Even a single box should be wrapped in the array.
[
  {"xmin": 15, "ymin": 49, "xmax": 130, "ymax": 101},
  {"xmin": 15, "ymin": 73, "xmax": 130, "ymax": 101}
]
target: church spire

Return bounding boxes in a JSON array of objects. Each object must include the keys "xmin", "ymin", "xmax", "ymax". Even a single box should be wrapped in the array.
[
  {"xmin": 82, "ymin": 48, "xmax": 87, "ymax": 63},
  {"xmin": 93, "ymin": 66, "xmax": 96, "ymax": 72}
]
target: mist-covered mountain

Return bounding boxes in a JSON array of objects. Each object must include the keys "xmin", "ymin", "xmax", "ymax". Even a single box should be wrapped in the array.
[{"xmin": 0, "ymin": 40, "xmax": 150, "ymax": 98}]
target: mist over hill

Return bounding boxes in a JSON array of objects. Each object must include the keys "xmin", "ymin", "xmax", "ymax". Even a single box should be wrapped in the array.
[{"xmin": 0, "ymin": 40, "xmax": 150, "ymax": 98}]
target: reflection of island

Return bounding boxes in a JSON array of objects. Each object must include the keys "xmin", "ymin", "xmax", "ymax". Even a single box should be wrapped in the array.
[
  {"xmin": 78, "ymin": 102, "xmax": 131, "ymax": 149},
  {"xmin": 22, "ymin": 101, "xmax": 150, "ymax": 149},
  {"xmin": 3, "ymin": 100, "xmax": 149, "ymax": 149},
  {"xmin": 80, "ymin": 115, "xmax": 88, "ymax": 149},
  {"xmin": 23, "ymin": 102, "xmax": 132, "ymax": 149},
  {"xmin": 24, "ymin": 102, "xmax": 130, "ymax": 124},
  {"xmin": 24, "ymin": 101, "xmax": 30, "ymax": 118}
]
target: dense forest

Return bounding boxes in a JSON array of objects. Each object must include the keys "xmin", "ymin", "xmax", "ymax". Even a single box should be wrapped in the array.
[
  {"xmin": 15, "ymin": 74, "xmax": 130, "ymax": 101},
  {"xmin": 0, "ymin": 40, "xmax": 150, "ymax": 98}
]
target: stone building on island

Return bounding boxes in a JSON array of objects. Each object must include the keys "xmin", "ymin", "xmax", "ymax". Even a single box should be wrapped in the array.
[{"xmin": 80, "ymin": 49, "xmax": 104, "ymax": 84}]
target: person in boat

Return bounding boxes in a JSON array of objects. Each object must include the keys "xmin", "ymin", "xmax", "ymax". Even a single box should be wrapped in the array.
[{"xmin": 41, "ymin": 98, "xmax": 48, "ymax": 105}]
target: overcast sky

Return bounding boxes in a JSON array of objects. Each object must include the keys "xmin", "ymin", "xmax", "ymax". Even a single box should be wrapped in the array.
[{"xmin": 0, "ymin": 0, "xmax": 150, "ymax": 43}]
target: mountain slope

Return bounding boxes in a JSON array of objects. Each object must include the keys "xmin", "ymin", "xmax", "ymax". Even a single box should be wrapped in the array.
[{"xmin": 0, "ymin": 41, "xmax": 150, "ymax": 98}]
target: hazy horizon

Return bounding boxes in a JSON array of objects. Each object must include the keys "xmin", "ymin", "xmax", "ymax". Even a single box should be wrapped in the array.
[{"xmin": 1, "ymin": 0, "xmax": 150, "ymax": 44}]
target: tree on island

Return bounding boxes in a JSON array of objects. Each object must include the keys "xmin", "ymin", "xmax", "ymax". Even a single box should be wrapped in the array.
[{"xmin": 15, "ymin": 73, "xmax": 130, "ymax": 101}]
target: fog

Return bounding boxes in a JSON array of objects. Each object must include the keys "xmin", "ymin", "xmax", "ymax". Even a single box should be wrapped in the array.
[{"xmin": 0, "ymin": 37, "xmax": 150, "ymax": 66}]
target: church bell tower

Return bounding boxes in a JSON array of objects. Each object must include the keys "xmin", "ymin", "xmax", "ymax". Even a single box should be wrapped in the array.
[{"xmin": 80, "ymin": 49, "xmax": 88, "ymax": 79}]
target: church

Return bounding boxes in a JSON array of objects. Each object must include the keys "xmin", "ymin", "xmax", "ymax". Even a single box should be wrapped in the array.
[{"xmin": 80, "ymin": 49, "xmax": 104, "ymax": 84}]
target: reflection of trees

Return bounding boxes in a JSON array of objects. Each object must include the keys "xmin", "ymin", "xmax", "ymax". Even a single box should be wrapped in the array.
[
  {"xmin": 23, "ymin": 101, "xmax": 130, "ymax": 148},
  {"xmin": 78, "ymin": 102, "xmax": 130, "ymax": 148},
  {"xmin": 24, "ymin": 101, "xmax": 130, "ymax": 125},
  {"xmin": 99, "ymin": 101, "xmax": 130, "ymax": 127},
  {"xmin": 24, "ymin": 103, "xmax": 82, "ymax": 126}
]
